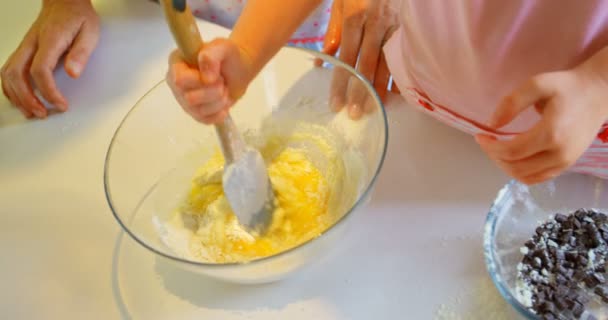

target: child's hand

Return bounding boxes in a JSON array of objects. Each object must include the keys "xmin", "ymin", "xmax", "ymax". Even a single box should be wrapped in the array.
[
  {"xmin": 1, "ymin": 0, "xmax": 99, "ymax": 119},
  {"xmin": 476, "ymin": 48, "xmax": 608, "ymax": 185},
  {"xmin": 167, "ymin": 38, "xmax": 254, "ymax": 125}
]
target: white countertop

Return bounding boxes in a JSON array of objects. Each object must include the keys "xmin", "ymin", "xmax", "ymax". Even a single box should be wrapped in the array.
[{"xmin": 0, "ymin": 1, "xmax": 524, "ymax": 319}]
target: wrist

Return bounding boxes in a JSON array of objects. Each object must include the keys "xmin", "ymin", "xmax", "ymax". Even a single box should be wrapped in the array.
[
  {"xmin": 577, "ymin": 47, "xmax": 608, "ymax": 118},
  {"xmin": 229, "ymin": 37, "xmax": 261, "ymax": 84}
]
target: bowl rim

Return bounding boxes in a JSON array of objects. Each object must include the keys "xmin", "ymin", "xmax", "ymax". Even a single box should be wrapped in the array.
[
  {"xmin": 483, "ymin": 178, "xmax": 540, "ymax": 320},
  {"xmin": 103, "ymin": 46, "xmax": 390, "ymax": 268}
]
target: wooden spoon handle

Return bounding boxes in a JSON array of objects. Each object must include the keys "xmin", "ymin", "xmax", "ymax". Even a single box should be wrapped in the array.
[
  {"xmin": 160, "ymin": 0, "xmax": 202, "ymax": 66},
  {"xmin": 160, "ymin": 0, "xmax": 245, "ymax": 164}
]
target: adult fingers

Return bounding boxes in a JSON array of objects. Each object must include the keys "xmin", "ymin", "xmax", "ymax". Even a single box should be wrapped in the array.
[
  {"xmin": 30, "ymin": 30, "xmax": 71, "ymax": 110},
  {"xmin": 64, "ymin": 19, "xmax": 100, "ymax": 79}
]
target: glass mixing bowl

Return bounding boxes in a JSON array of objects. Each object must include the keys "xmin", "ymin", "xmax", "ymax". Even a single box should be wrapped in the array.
[
  {"xmin": 484, "ymin": 173, "xmax": 608, "ymax": 318},
  {"xmin": 104, "ymin": 47, "xmax": 388, "ymax": 284}
]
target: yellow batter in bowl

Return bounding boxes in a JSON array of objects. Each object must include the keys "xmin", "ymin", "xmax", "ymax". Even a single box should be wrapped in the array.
[{"xmin": 163, "ymin": 120, "xmax": 364, "ymax": 264}]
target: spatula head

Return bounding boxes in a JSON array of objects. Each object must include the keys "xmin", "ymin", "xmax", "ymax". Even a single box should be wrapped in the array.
[{"xmin": 222, "ymin": 149, "xmax": 274, "ymax": 232}]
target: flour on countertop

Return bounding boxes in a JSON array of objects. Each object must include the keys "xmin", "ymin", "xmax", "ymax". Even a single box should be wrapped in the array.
[{"xmin": 434, "ymin": 277, "xmax": 520, "ymax": 320}]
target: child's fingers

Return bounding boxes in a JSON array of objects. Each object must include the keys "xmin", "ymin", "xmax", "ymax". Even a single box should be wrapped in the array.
[
  {"xmin": 173, "ymin": 66, "xmax": 204, "ymax": 91},
  {"xmin": 496, "ymin": 151, "xmax": 557, "ymax": 181},
  {"xmin": 476, "ymin": 122, "xmax": 548, "ymax": 162},
  {"xmin": 490, "ymin": 73, "xmax": 559, "ymax": 128},
  {"xmin": 193, "ymin": 97, "xmax": 230, "ymax": 118},
  {"xmin": 519, "ymin": 166, "xmax": 562, "ymax": 185},
  {"xmin": 169, "ymin": 51, "xmax": 205, "ymax": 91},
  {"xmin": 200, "ymin": 108, "xmax": 229, "ymax": 125},
  {"xmin": 198, "ymin": 40, "xmax": 233, "ymax": 84},
  {"xmin": 183, "ymin": 85, "xmax": 226, "ymax": 107}
]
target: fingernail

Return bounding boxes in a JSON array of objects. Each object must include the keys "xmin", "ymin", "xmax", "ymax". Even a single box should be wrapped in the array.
[
  {"xmin": 348, "ymin": 104, "xmax": 362, "ymax": 119},
  {"xmin": 32, "ymin": 108, "xmax": 45, "ymax": 118},
  {"xmin": 55, "ymin": 99, "xmax": 68, "ymax": 111},
  {"xmin": 66, "ymin": 60, "xmax": 82, "ymax": 77}
]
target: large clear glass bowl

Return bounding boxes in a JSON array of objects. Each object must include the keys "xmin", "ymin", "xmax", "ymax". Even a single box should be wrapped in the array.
[
  {"xmin": 484, "ymin": 173, "xmax": 608, "ymax": 318},
  {"xmin": 104, "ymin": 47, "xmax": 388, "ymax": 284}
]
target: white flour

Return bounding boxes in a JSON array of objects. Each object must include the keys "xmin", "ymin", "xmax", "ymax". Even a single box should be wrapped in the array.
[{"xmin": 434, "ymin": 278, "xmax": 521, "ymax": 320}]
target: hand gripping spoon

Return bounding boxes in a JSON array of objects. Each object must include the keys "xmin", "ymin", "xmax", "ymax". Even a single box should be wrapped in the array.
[{"xmin": 160, "ymin": 0, "xmax": 275, "ymax": 233}]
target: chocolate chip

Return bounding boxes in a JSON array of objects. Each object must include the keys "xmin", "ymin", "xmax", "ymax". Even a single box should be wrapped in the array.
[
  {"xmin": 555, "ymin": 213, "xmax": 568, "ymax": 223},
  {"xmin": 536, "ymin": 226, "xmax": 545, "ymax": 236},
  {"xmin": 595, "ymin": 286, "xmax": 608, "ymax": 303},
  {"xmin": 572, "ymin": 302, "xmax": 584, "ymax": 318},
  {"xmin": 540, "ymin": 301, "xmax": 556, "ymax": 313},
  {"xmin": 525, "ymin": 240, "xmax": 535, "ymax": 249},
  {"xmin": 593, "ymin": 272, "xmax": 605, "ymax": 284},
  {"xmin": 591, "ymin": 232, "xmax": 602, "ymax": 248},
  {"xmin": 566, "ymin": 251, "xmax": 579, "ymax": 262},
  {"xmin": 556, "ymin": 265, "xmax": 568, "ymax": 275},
  {"xmin": 542, "ymin": 313, "xmax": 556, "ymax": 320},
  {"xmin": 556, "ymin": 274, "xmax": 567, "ymax": 285},
  {"xmin": 554, "ymin": 297, "xmax": 568, "ymax": 310},
  {"xmin": 576, "ymin": 292, "xmax": 591, "ymax": 305},
  {"xmin": 565, "ymin": 298, "xmax": 576, "ymax": 308},
  {"xmin": 574, "ymin": 270, "xmax": 588, "ymax": 281},
  {"xmin": 537, "ymin": 290, "xmax": 547, "ymax": 301},
  {"xmin": 556, "ymin": 285, "xmax": 569, "ymax": 297},
  {"xmin": 575, "ymin": 209, "xmax": 587, "ymax": 220},
  {"xmin": 585, "ymin": 274, "xmax": 600, "ymax": 288},
  {"xmin": 518, "ymin": 209, "xmax": 608, "ymax": 319}
]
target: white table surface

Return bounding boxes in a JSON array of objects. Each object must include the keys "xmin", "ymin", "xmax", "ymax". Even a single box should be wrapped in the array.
[{"xmin": 0, "ymin": 1, "xmax": 525, "ymax": 319}]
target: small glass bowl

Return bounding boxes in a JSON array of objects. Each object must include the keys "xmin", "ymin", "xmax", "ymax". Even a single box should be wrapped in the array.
[{"xmin": 484, "ymin": 173, "xmax": 608, "ymax": 318}]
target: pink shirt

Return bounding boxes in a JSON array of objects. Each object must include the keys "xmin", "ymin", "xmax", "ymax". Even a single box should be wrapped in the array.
[{"xmin": 384, "ymin": 0, "xmax": 608, "ymax": 178}]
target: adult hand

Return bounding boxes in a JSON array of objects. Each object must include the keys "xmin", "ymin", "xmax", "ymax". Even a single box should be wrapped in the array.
[
  {"xmin": 315, "ymin": 0, "xmax": 399, "ymax": 119},
  {"xmin": 1, "ymin": 0, "xmax": 100, "ymax": 118}
]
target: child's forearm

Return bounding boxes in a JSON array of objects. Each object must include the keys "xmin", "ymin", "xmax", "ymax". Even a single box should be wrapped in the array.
[{"xmin": 230, "ymin": 0, "xmax": 323, "ymax": 77}]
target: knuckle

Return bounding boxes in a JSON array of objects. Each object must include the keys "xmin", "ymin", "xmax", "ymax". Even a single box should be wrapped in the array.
[
  {"xmin": 502, "ymin": 148, "xmax": 520, "ymax": 161},
  {"xmin": 4, "ymin": 67, "xmax": 20, "ymax": 82},
  {"xmin": 184, "ymin": 91, "xmax": 199, "ymax": 107},
  {"xmin": 200, "ymin": 116, "xmax": 214, "ymax": 125},
  {"xmin": 345, "ymin": 12, "xmax": 365, "ymax": 29},
  {"xmin": 545, "ymin": 130, "xmax": 562, "ymax": 148},
  {"xmin": 554, "ymin": 149, "xmax": 573, "ymax": 168},
  {"xmin": 29, "ymin": 63, "xmax": 48, "ymax": 80}
]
